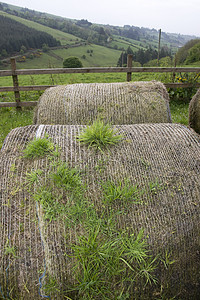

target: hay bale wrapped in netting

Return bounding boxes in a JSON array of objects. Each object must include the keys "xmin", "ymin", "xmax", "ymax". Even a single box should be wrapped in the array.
[
  {"xmin": 189, "ymin": 88, "xmax": 200, "ymax": 134},
  {"xmin": 0, "ymin": 123, "xmax": 200, "ymax": 299},
  {"xmin": 33, "ymin": 81, "xmax": 172, "ymax": 125}
]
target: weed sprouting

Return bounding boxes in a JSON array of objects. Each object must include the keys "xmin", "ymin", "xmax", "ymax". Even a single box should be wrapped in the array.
[
  {"xmin": 43, "ymin": 276, "xmax": 60, "ymax": 295},
  {"xmin": 26, "ymin": 169, "xmax": 43, "ymax": 186},
  {"xmin": 102, "ymin": 179, "xmax": 141, "ymax": 204},
  {"xmin": 4, "ymin": 239, "xmax": 19, "ymax": 259},
  {"xmin": 51, "ymin": 162, "xmax": 82, "ymax": 192},
  {"xmin": 70, "ymin": 227, "xmax": 158, "ymax": 299},
  {"xmin": 33, "ymin": 186, "xmax": 63, "ymax": 222},
  {"xmin": 23, "ymin": 136, "xmax": 55, "ymax": 159},
  {"xmin": 77, "ymin": 120, "xmax": 123, "ymax": 151},
  {"xmin": 149, "ymin": 179, "xmax": 165, "ymax": 195},
  {"xmin": 160, "ymin": 250, "xmax": 176, "ymax": 270}
]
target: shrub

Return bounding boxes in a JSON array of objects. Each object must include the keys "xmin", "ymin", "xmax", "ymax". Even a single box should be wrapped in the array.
[{"xmin": 63, "ymin": 56, "xmax": 83, "ymax": 68}]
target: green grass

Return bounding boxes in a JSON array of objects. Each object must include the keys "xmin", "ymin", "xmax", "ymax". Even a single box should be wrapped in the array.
[
  {"xmin": 101, "ymin": 179, "xmax": 140, "ymax": 204},
  {"xmin": 0, "ymin": 107, "xmax": 34, "ymax": 149},
  {"xmin": 9, "ymin": 44, "xmax": 122, "ymax": 69},
  {"xmin": 53, "ymin": 45, "xmax": 122, "ymax": 67},
  {"xmin": 23, "ymin": 135, "xmax": 55, "ymax": 158},
  {"xmin": 77, "ymin": 120, "xmax": 123, "ymax": 151},
  {"xmin": 169, "ymin": 99, "xmax": 189, "ymax": 125},
  {"xmin": 16, "ymin": 53, "xmax": 61, "ymax": 69}
]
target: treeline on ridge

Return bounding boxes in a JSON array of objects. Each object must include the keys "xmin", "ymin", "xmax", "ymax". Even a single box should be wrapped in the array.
[
  {"xmin": 117, "ymin": 46, "xmax": 172, "ymax": 66},
  {"xmin": 0, "ymin": 15, "xmax": 60, "ymax": 57}
]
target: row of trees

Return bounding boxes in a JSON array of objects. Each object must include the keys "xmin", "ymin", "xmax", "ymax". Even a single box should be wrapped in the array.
[
  {"xmin": 0, "ymin": 15, "xmax": 60, "ymax": 57},
  {"xmin": 117, "ymin": 46, "xmax": 172, "ymax": 66}
]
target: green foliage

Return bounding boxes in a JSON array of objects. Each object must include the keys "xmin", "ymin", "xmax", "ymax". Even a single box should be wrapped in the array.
[
  {"xmin": 63, "ymin": 56, "xmax": 83, "ymax": 68},
  {"xmin": 117, "ymin": 46, "xmax": 171, "ymax": 67},
  {"xmin": 34, "ymin": 187, "xmax": 62, "ymax": 222},
  {"xmin": 42, "ymin": 43, "xmax": 49, "ymax": 52},
  {"xmin": 4, "ymin": 239, "xmax": 19, "ymax": 258},
  {"xmin": 102, "ymin": 179, "xmax": 140, "ymax": 204},
  {"xmin": 0, "ymin": 14, "xmax": 59, "ymax": 56},
  {"xmin": 71, "ymin": 227, "xmax": 157, "ymax": 299},
  {"xmin": 160, "ymin": 250, "xmax": 176, "ymax": 270},
  {"xmin": 51, "ymin": 161, "xmax": 82, "ymax": 192},
  {"xmin": 43, "ymin": 276, "xmax": 60, "ymax": 295},
  {"xmin": 169, "ymin": 99, "xmax": 189, "ymax": 125},
  {"xmin": 185, "ymin": 41, "xmax": 200, "ymax": 64},
  {"xmin": 168, "ymin": 72, "xmax": 200, "ymax": 100},
  {"xmin": 26, "ymin": 169, "xmax": 43, "ymax": 186},
  {"xmin": 175, "ymin": 39, "xmax": 200, "ymax": 65},
  {"xmin": 23, "ymin": 136, "xmax": 55, "ymax": 158},
  {"xmin": 144, "ymin": 56, "xmax": 172, "ymax": 67},
  {"xmin": 77, "ymin": 120, "xmax": 123, "ymax": 151},
  {"xmin": 0, "ymin": 107, "xmax": 34, "ymax": 150}
]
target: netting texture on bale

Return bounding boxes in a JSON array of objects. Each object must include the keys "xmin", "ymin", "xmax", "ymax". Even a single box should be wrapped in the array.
[
  {"xmin": 189, "ymin": 88, "xmax": 200, "ymax": 134},
  {"xmin": 33, "ymin": 81, "xmax": 172, "ymax": 125},
  {"xmin": 0, "ymin": 123, "xmax": 200, "ymax": 299}
]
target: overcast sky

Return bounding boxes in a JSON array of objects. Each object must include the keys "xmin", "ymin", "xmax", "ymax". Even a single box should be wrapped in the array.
[{"xmin": 2, "ymin": 0, "xmax": 200, "ymax": 37}]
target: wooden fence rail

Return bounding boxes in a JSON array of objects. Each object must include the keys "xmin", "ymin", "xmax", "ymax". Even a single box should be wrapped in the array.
[{"xmin": 1, "ymin": 56, "xmax": 200, "ymax": 108}]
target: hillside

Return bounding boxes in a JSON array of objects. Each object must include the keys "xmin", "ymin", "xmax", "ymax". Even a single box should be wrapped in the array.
[
  {"xmin": 0, "ymin": 1, "xmax": 198, "ymax": 68},
  {"xmin": 0, "ymin": 14, "xmax": 59, "ymax": 56},
  {"xmin": 175, "ymin": 39, "xmax": 200, "ymax": 65}
]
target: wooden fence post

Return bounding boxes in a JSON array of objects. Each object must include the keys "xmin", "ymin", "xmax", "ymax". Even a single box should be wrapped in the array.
[
  {"xmin": 127, "ymin": 54, "xmax": 133, "ymax": 82},
  {"xmin": 10, "ymin": 58, "xmax": 21, "ymax": 108},
  {"xmin": 157, "ymin": 29, "xmax": 161, "ymax": 66}
]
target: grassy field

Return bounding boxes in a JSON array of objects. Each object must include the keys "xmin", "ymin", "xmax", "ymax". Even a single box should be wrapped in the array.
[{"xmin": 2, "ymin": 43, "xmax": 123, "ymax": 69}]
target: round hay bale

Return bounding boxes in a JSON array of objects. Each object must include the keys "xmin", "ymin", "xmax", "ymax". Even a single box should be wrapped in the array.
[
  {"xmin": 189, "ymin": 88, "xmax": 200, "ymax": 134},
  {"xmin": 0, "ymin": 123, "xmax": 200, "ymax": 299},
  {"xmin": 33, "ymin": 81, "xmax": 172, "ymax": 125}
]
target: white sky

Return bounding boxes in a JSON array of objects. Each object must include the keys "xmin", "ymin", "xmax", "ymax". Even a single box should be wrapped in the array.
[{"xmin": 2, "ymin": 0, "xmax": 200, "ymax": 36}]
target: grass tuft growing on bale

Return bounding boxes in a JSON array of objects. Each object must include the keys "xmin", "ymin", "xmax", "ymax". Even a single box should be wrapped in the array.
[
  {"xmin": 102, "ymin": 179, "xmax": 141, "ymax": 205},
  {"xmin": 23, "ymin": 136, "xmax": 55, "ymax": 159},
  {"xmin": 52, "ymin": 162, "xmax": 82, "ymax": 192},
  {"xmin": 70, "ymin": 227, "xmax": 158, "ymax": 299},
  {"xmin": 77, "ymin": 120, "xmax": 123, "ymax": 151}
]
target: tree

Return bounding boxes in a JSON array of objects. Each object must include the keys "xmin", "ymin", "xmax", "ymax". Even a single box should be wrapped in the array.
[
  {"xmin": 42, "ymin": 43, "xmax": 49, "ymax": 52},
  {"xmin": 63, "ymin": 57, "xmax": 83, "ymax": 68},
  {"xmin": 185, "ymin": 42, "xmax": 200, "ymax": 64},
  {"xmin": 175, "ymin": 39, "xmax": 200, "ymax": 64}
]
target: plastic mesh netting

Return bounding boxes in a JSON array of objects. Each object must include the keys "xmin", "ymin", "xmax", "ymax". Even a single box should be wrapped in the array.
[
  {"xmin": 33, "ymin": 81, "xmax": 172, "ymax": 125},
  {"xmin": 0, "ymin": 123, "xmax": 200, "ymax": 299}
]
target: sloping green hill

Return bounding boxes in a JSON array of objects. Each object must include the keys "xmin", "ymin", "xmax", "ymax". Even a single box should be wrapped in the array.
[
  {"xmin": 13, "ymin": 44, "xmax": 121, "ymax": 69},
  {"xmin": 0, "ymin": 11, "xmax": 81, "ymax": 45}
]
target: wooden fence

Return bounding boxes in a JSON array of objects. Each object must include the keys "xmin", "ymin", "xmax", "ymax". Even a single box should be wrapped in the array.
[{"xmin": 1, "ymin": 56, "xmax": 200, "ymax": 108}]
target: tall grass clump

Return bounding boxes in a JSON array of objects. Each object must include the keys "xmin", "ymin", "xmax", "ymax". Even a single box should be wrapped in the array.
[
  {"xmin": 77, "ymin": 120, "xmax": 123, "ymax": 151},
  {"xmin": 23, "ymin": 136, "xmax": 55, "ymax": 158}
]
